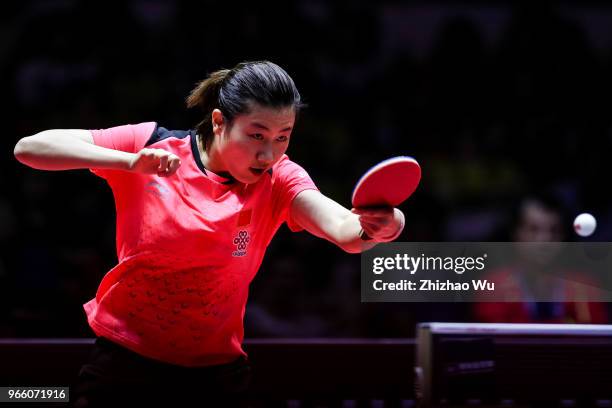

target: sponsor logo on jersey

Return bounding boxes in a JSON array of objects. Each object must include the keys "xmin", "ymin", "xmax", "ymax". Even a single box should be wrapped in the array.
[{"xmin": 232, "ymin": 230, "xmax": 250, "ymax": 257}]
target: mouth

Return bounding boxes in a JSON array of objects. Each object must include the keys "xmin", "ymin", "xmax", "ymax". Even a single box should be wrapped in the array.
[{"xmin": 249, "ymin": 167, "xmax": 266, "ymax": 176}]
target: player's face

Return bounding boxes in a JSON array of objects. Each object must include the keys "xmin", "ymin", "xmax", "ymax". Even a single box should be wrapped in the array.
[{"xmin": 214, "ymin": 104, "xmax": 295, "ymax": 184}]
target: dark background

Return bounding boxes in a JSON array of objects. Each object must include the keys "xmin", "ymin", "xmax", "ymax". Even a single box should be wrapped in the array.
[{"xmin": 3, "ymin": 1, "xmax": 612, "ymax": 338}]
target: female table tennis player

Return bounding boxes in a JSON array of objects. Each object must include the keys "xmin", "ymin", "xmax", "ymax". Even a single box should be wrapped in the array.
[{"xmin": 14, "ymin": 61, "xmax": 405, "ymax": 407}]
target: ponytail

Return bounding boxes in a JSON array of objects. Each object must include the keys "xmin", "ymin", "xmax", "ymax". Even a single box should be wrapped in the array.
[{"xmin": 186, "ymin": 69, "xmax": 230, "ymax": 148}]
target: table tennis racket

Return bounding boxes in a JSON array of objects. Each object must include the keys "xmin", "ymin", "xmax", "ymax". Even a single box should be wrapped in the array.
[
  {"xmin": 352, "ymin": 156, "xmax": 421, "ymax": 208},
  {"xmin": 351, "ymin": 156, "xmax": 421, "ymax": 240}
]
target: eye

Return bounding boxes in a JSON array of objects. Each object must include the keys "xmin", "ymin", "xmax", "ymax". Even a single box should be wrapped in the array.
[
  {"xmin": 276, "ymin": 135, "xmax": 289, "ymax": 142},
  {"xmin": 249, "ymin": 133, "xmax": 264, "ymax": 141}
]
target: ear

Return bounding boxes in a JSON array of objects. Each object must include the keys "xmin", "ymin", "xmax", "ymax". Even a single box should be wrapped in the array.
[{"xmin": 211, "ymin": 109, "xmax": 225, "ymax": 136}]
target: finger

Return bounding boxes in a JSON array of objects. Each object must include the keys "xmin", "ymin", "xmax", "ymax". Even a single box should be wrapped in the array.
[
  {"xmin": 360, "ymin": 219, "xmax": 381, "ymax": 235},
  {"xmin": 358, "ymin": 214, "xmax": 392, "ymax": 223},
  {"xmin": 138, "ymin": 149, "xmax": 151, "ymax": 163},
  {"xmin": 149, "ymin": 149, "xmax": 168, "ymax": 159},
  {"xmin": 158, "ymin": 155, "xmax": 169, "ymax": 172},
  {"xmin": 360, "ymin": 211, "xmax": 393, "ymax": 218},
  {"xmin": 361, "ymin": 223, "xmax": 379, "ymax": 237},
  {"xmin": 166, "ymin": 156, "xmax": 181, "ymax": 175},
  {"xmin": 157, "ymin": 158, "xmax": 169, "ymax": 177},
  {"xmin": 352, "ymin": 207, "xmax": 394, "ymax": 216}
]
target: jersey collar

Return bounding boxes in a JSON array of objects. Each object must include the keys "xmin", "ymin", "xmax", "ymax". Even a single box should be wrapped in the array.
[{"xmin": 190, "ymin": 131, "xmax": 235, "ymax": 185}]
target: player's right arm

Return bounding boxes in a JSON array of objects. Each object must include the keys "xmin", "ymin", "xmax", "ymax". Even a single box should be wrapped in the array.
[{"xmin": 14, "ymin": 129, "xmax": 181, "ymax": 176}]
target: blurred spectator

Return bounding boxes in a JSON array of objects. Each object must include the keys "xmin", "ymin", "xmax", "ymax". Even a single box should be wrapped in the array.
[{"xmin": 473, "ymin": 193, "xmax": 609, "ymax": 323}]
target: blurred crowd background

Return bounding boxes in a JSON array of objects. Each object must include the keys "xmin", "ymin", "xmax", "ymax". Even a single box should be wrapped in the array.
[{"xmin": 3, "ymin": 1, "xmax": 612, "ymax": 338}]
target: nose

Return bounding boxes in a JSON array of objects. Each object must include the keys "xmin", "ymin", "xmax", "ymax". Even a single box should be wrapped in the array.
[{"xmin": 256, "ymin": 145, "xmax": 274, "ymax": 165}]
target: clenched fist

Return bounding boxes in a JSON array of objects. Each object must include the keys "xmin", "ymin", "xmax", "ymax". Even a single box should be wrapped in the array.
[
  {"xmin": 129, "ymin": 148, "xmax": 181, "ymax": 177},
  {"xmin": 351, "ymin": 207, "xmax": 405, "ymax": 242}
]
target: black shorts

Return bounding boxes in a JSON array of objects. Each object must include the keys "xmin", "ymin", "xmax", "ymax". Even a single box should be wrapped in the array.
[{"xmin": 71, "ymin": 337, "xmax": 251, "ymax": 408}]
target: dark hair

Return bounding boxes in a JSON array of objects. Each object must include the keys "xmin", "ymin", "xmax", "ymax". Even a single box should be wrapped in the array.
[
  {"xmin": 186, "ymin": 61, "xmax": 304, "ymax": 148},
  {"xmin": 509, "ymin": 190, "xmax": 572, "ymax": 239}
]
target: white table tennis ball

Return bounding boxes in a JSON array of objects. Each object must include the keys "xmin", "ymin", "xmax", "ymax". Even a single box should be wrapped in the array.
[{"xmin": 574, "ymin": 213, "xmax": 597, "ymax": 237}]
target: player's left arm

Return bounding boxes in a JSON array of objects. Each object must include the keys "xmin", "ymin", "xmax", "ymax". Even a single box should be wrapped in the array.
[{"xmin": 290, "ymin": 189, "xmax": 405, "ymax": 253}]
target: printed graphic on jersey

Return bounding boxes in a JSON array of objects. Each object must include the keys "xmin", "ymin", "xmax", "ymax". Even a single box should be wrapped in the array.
[
  {"xmin": 145, "ymin": 181, "xmax": 170, "ymax": 198},
  {"xmin": 237, "ymin": 209, "xmax": 252, "ymax": 227},
  {"xmin": 232, "ymin": 230, "xmax": 250, "ymax": 257}
]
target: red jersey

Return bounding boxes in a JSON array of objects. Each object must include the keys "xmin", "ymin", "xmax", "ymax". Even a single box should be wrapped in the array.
[
  {"xmin": 472, "ymin": 267, "xmax": 608, "ymax": 324},
  {"xmin": 84, "ymin": 122, "xmax": 318, "ymax": 366}
]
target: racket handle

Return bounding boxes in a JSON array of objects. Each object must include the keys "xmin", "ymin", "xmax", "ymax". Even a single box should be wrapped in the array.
[{"xmin": 360, "ymin": 229, "xmax": 373, "ymax": 241}]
